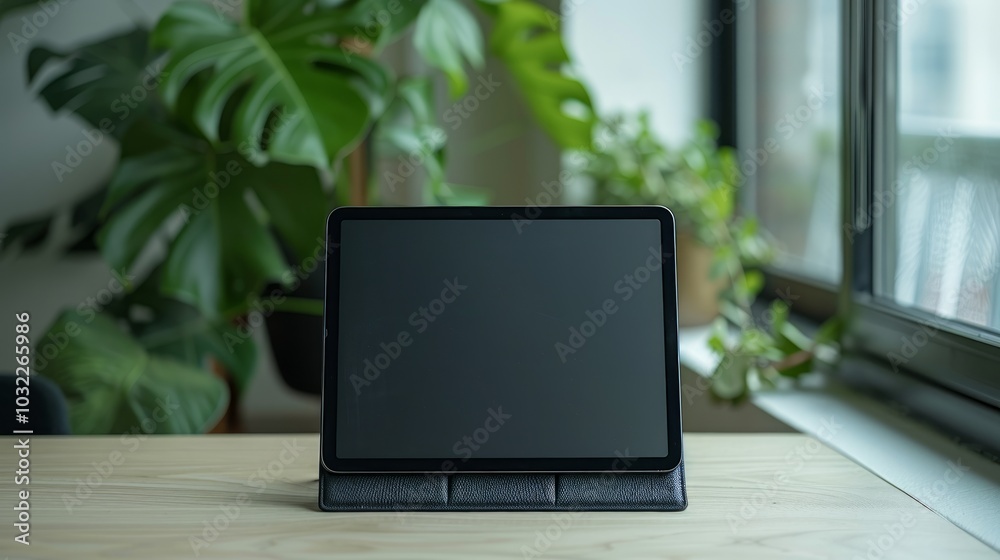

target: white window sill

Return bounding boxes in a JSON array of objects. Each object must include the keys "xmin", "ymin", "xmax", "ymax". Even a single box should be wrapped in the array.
[{"xmin": 678, "ymin": 325, "xmax": 1000, "ymax": 551}]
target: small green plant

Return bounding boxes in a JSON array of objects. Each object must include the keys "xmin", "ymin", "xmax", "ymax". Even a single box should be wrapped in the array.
[{"xmin": 577, "ymin": 113, "xmax": 841, "ymax": 402}]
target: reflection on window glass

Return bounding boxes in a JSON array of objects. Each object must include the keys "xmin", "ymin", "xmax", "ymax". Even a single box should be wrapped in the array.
[
  {"xmin": 881, "ymin": 0, "xmax": 1000, "ymax": 332},
  {"xmin": 744, "ymin": 0, "xmax": 841, "ymax": 283}
]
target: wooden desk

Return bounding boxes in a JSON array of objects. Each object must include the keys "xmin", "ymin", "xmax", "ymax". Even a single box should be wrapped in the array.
[{"xmin": 1, "ymin": 434, "xmax": 995, "ymax": 559}]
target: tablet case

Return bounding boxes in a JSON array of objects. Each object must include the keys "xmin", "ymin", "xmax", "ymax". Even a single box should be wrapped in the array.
[{"xmin": 318, "ymin": 461, "xmax": 687, "ymax": 511}]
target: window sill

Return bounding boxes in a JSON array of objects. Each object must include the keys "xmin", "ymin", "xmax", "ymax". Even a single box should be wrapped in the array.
[{"xmin": 678, "ymin": 325, "xmax": 1000, "ymax": 552}]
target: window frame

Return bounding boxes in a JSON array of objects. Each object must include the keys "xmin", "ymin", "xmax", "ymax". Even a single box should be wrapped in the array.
[
  {"xmin": 843, "ymin": 0, "xmax": 1000, "ymax": 409},
  {"xmin": 725, "ymin": 0, "xmax": 840, "ymax": 322},
  {"xmin": 722, "ymin": 0, "xmax": 1000, "ymax": 409}
]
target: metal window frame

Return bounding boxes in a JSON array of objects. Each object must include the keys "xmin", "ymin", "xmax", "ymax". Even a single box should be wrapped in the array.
[
  {"xmin": 842, "ymin": 0, "xmax": 1000, "ymax": 410},
  {"xmin": 725, "ymin": 0, "xmax": 1000, "ymax": 409},
  {"xmin": 728, "ymin": 0, "xmax": 841, "ymax": 322}
]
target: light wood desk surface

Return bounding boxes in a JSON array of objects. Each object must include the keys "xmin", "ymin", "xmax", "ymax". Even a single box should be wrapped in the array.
[{"xmin": 1, "ymin": 434, "xmax": 995, "ymax": 559}]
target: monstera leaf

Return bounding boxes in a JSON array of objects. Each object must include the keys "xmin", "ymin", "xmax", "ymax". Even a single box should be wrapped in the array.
[
  {"xmin": 488, "ymin": 0, "xmax": 594, "ymax": 149},
  {"xmin": 26, "ymin": 28, "xmax": 157, "ymax": 138},
  {"xmin": 330, "ymin": 0, "xmax": 429, "ymax": 50},
  {"xmin": 0, "ymin": 0, "xmax": 37, "ymax": 20},
  {"xmin": 38, "ymin": 311, "xmax": 228, "ymax": 434},
  {"xmin": 98, "ymin": 122, "xmax": 327, "ymax": 318},
  {"xmin": 122, "ymin": 268, "xmax": 258, "ymax": 395},
  {"xmin": 375, "ymin": 78, "xmax": 447, "ymax": 194},
  {"xmin": 152, "ymin": 0, "xmax": 392, "ymax": 169},
  {"xmin": 413, "ymin": 0, "xmax": 484, "ymax": 97}
]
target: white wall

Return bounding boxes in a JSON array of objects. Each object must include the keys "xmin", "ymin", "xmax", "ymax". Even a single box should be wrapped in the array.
[{"xmin": 564, "ymin": 0, "xmax": 705, "ymax": 146}]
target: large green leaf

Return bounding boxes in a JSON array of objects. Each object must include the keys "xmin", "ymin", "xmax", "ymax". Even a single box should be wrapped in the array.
[
  {"xmin": 98, "ymin": 123, "xmax": 325, "ymax": 318},
  {"xmin": 488, "ymin": 0, "xmax": 594, "ymax": 149},
  {"xmin": 244, "ymin": 162, "xmax": 329, "ymax": 263},
  {"xmin": 0, "ymin": 185, "xmax": 116, "ymax": 257},
  {"xmin": 0, "ymin": 0, "xmax": 38, "ymax": 21},
  {"xmin": 124, "ymin": 270, "xmax": 258, "ymax": 394},
  {"xmin": 37, "ymin": 311, "xmax": 228, "ymax": 434},
  {"xmin": 329, "ymin": 0, "xmax": 429, "ymax": 50},
  {"xmin": 26, "ymin": 28, "xmax": 156, "ymax": 138},
  {"xmin": 152, "ymin": 0, "xmax": 392, "ymax": 169},
  {"xmin": 97, "ymin": 126, "xmax": 207, "ymax": 274},
  {"xmin": 374, "ymin": 77, "xmax": 448, "ymax": 197},
  {"xmin": 413, "ymin": 0, "xmax": 484, "ymax": 97},
  {"xmin": 163, "ymin": 179, "xmax": 288, "ymax": 318},
  {"xmin": 0, "ymin": 215, "xmax": 49, "ymax": 254}
]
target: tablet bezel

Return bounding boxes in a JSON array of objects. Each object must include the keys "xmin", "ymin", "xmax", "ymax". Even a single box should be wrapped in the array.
[{"xmin": 320, "ymin": 206, "xmax": 683, "ymax": 473}]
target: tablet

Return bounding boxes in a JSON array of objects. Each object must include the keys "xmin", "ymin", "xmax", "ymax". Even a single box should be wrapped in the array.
[{"xmin": 321, "ymin": 206, "xmax": 682, "ymax": 473}]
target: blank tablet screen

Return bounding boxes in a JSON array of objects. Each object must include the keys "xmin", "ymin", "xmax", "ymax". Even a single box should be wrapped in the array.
[{"xmin": 335, "ymin": 218, "xmax": 670, "ymax": 462}]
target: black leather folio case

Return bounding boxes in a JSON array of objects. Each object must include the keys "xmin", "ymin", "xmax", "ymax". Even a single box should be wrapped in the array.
[{"xmin": 318, "ymin": 463, "xmax": 687, "ymax": 512}]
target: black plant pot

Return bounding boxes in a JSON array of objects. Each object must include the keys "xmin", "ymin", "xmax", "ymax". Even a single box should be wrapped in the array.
[{"xmin": 265, "ymin": 264, "xmax": 325, "ymax": 395}]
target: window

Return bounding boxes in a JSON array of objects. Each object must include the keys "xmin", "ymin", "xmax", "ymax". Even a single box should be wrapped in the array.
[
  {"xmin": 847, "ymin": 0, "xmax": 1000, "ymax": 408},
  {"xmin": 731, "ymin": 0, "xmax": 1000, "ymax": 409},
  {"xmin": 738, "ymin": 0, "xmax": 842, "ymax": 286},
  {"xmin": 878, "ymin": 0, "xmax": 1000, "ymax": 333}
]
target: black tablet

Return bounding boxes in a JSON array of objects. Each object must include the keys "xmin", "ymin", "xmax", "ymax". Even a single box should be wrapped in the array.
[{"xmin": 321, "ymin": 206, "xmax": 682, "ymax": 473}]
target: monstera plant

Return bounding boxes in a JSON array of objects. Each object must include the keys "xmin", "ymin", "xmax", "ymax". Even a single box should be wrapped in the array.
[{"xmin": 1, "ymin": 0, "xmax": 594, "ymax": 433}]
